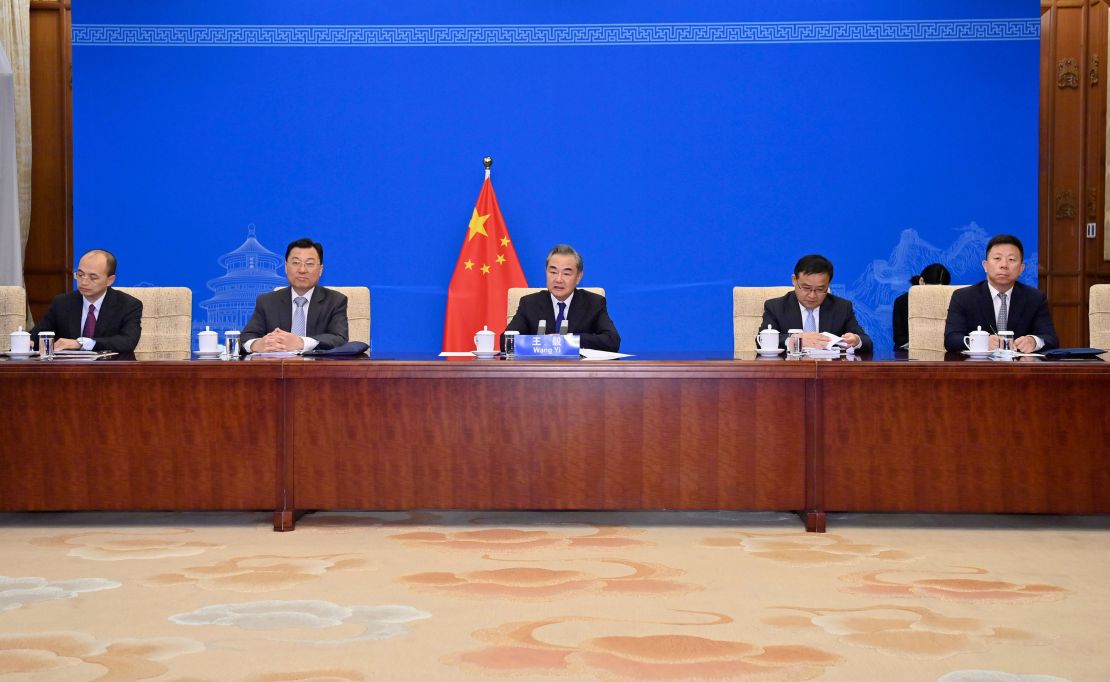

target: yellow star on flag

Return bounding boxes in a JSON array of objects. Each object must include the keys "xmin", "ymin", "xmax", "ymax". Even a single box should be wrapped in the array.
[
  {"xmin": 468, "ymin": 209, "xmax": 490, "ymax": 241},
  {"xmin": 496, "ymin": 254, "xmax": 506, "ymax": 265},
  {"xmin": 464, "ymin": 259, "xmax": 474, "ymax": 270},
  {"xmin": 480, "ymin": 264, "xmax": 491, "ymax": 275},
  {"xmin": 500, "ymin": 236, "xmax": 511, "ymax": 247}
]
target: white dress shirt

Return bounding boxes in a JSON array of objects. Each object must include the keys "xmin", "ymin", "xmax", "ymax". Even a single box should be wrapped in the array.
[
  {"xmin": 76, "ymin": 292, "xmax": 107, "ymax": 351},
  {"xmin": 987, "ymin": 282, "xmax": 1043, "ymax": 351}
]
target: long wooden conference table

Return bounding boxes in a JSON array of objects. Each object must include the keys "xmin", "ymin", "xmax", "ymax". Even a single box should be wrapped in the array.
[{"xmin": 2, "ymin": 352, "xmax": 1107, "ymax": 531}]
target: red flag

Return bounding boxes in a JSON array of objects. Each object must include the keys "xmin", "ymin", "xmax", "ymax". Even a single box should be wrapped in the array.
[{"xmin": 442, "ymin": 173, "xmax": 528, "ymax": 351}]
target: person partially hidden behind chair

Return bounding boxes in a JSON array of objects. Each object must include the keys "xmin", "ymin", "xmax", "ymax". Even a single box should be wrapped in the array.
[
  {"xmin": 241, "ymin": 237, "xmax": 348, "ymax": 353},
  {"xmin": 760, "ymin": 254, "xmax": 873, "ymax": 353},
  {"xmin": 504, "ymin": 244, "xmax": 620, "ymax": 352},
  {"xmin": 892, "ymin": 262, "xmax": 951, "ymax": 350},
  {"xmin": 30, "ymin": 249, "xmax": 143, "ymax": 353},
  {"xmin": 943, "ymin": 234, "xmax": 1058, "ymax": 353}
]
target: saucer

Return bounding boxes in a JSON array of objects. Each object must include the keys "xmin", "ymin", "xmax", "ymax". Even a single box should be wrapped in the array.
[
  {"xmin": 1, "ymin": 350, "xmax": 37, "ymax": 358},
  {"xmin": 471, "ymin": 350, "xmax": 500, "ymax": 359},
  {"xmin": 755, "ymin": 348, "xmax": 783, "ymax": 356},
  {"xmin": 193, "ymin": 350, "xmax": 224, "ymax": 359},
  {"xmin": 961, "ymin": 350, "xmax": 993, "ymax": 357}
]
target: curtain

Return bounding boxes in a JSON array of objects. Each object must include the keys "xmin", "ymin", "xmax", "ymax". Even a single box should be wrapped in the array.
[{"xmin": 0, "ymin": 0, "xmax": 30, "ymax": 286}]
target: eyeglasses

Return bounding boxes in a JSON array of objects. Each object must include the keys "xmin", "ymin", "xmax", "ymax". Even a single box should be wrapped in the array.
[
  {"xmin": 287, "ymin": 259, "xmax": 319, "ymax": 270},
  {"xmin": 73, "ymin": 270, "xmax": 103, "ymax": 283},
  {"xmin": 798, "ymin": 285, "xmax": 828, "ymax": 296}
]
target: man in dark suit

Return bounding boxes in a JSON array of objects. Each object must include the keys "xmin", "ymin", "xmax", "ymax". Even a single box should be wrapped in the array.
[
  {"xmin": 505, "ymin": 244, "xmax": 620, "ymax": 352},
  {"xmin": 944, "ymin": 234, "xmax": 1058, "ymax": 353},
  {"xmin": 760, "ymin": 254, "xmax": 873, "ymax": 353},
  {"xmin": 241, "ymin": 238, "xmax": 348, "ymax": 353},
  {"xmin": 30, "ymin": 249, "xmax": 142, "ymax": 353}
]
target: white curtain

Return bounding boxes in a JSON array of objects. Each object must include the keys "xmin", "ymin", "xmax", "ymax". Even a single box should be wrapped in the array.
[{"xmin": 0, "ymin": 1, "xmax": 30, "ymax": 287}]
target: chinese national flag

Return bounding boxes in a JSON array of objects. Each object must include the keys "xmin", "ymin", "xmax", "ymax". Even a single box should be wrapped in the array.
[{"xmin": 442, "ymin": 173, "xmax": 528, "ymax": 352}]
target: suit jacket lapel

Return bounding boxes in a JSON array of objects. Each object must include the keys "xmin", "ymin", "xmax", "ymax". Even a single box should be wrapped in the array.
[
  {"xmin": 277, "ymin": 288, "xmax": 294, "ymax": 331},
  {"xmin": 95, "ymin": 288, "xmax": 120, "ymax": 335},
  {"xmin": 978, "ymin": 282, "xmax": 998, "ymax": 332},
  {"xmin": 306, "ymin": 287, "xmax": 326, "ymax": 335},
  {"xmin": 783, "ymin": 292, "xmax": 804, "ymax": 331},
  {"xmin": 565, "ymin": 289, "xmax": 583, "ymax": 331},
  {"xmin": 818, "ymin": 296, "xmax": 839, "ymax": 334}
]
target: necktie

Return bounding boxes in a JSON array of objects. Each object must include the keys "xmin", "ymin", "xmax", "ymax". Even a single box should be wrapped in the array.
[
  {"xmin": 292, "ymin": 297, "xmax": 307, "ymax": 337},
  {"xmin": 555, "ymin": 301, "xmax": 566, "ymax": 333},
  {"xmin": 997, "ymin": 293, "xmax": 1008, "ymax": 332},
  {"xmin": 82, "ymin": 304, "xmax": 96, "ymax": 338},
  {"xmin": 804, "ymin": 308, "xmax": 816, "ymax": 333}
]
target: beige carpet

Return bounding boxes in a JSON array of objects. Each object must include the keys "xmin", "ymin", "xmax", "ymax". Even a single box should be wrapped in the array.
[{"xmin": 0, "ymin": 510, "xmax": 1106, "ymax": 681}]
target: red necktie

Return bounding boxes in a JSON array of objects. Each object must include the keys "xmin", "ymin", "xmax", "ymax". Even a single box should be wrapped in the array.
[{"xmin": 82, "ymin": 304, "xmax": 96, "ymax": 338}]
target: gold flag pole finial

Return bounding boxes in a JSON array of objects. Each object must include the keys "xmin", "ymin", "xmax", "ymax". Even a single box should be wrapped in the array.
[{"xmin": 483, "ymin": 156, "xmax": 492, "ymax": 179}]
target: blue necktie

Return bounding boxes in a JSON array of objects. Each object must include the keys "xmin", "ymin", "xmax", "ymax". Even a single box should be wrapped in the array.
[
  {"xmin": 555, "ymin": 301, "xmax": 566, "ymax": 333},
  {"xmin": 292, "ymin": 296, "xmax": 307, "ymax": 337},
  {"xmin": 804, "ymin": 308, "xmax": 816, "ymax": 333}
]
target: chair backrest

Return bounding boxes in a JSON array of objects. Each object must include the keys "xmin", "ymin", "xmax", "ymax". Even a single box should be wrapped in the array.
[
  {"xmin": 114, "ymin": 287, "xmax": 192, "ymax": 354},
  {"xmin": 907, "ymin": 285, "xmax": 964, "ymax": 353},
  {"xmin": 506, "ymin": 287, "xmax": 606, "ymax": 325},
  {"xmin": 329, "ymin": 286, "xmax": 370, "ymax": 346},
  {"xmin": 732, "ymin": 286, "xmax": 792, "ymax": 352},
  {"xmin": 274, "ymin": 286, "xmax": 371, "ymax": 346},
  {"xmin": 0, "ymin": 286, "xmax": 26, "ymax": 341},
  {"xmin": 1090, "ymin": 284, "xmax": 1110, "ymax": 350}
]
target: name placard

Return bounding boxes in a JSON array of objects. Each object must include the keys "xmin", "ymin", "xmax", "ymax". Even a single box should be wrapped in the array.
[{"xmin": 514, "ymin": 334, "xmax": 581, "ymax": 359}]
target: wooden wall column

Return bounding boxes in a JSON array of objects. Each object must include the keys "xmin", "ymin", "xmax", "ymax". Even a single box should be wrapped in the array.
[
  {"xmin": 26, "ymin": 0, "xmax": 72, "ymax": 320},
  {"xmin": 1040, "ymin": 0, "xmax": 1110, "ymax": 347}
]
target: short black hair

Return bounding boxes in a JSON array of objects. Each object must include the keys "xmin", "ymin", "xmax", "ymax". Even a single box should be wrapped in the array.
[
  {"xmin": 985, "ymin": 234, "xmax": 1024, "ymax": 261},
  {"xmin": 285, "ymin": 238, "xmax": 324, "ymax": 263},
  {"xmin": 918, "ymin": 263, "xmax": 951, "ymax": 285},
  {"xmin": 81, "ymin": 249, "xmax": 117, "ymax": 277},
  {"xmin": 793, "ymin": 254, "xmax": 834, "ymax": 280}
]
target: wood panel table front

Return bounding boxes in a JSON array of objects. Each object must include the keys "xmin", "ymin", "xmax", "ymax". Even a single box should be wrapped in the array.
[{"xmin": 2, "ymin": 354, "xmax": 1106, "ymax": 531}]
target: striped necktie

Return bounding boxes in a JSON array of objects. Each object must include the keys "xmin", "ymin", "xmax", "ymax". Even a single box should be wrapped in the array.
[{"xmin": 292, "ymin": 297, "xmax": 307, "ymax": 337}]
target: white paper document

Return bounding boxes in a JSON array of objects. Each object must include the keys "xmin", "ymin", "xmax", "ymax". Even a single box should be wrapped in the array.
[{"xmin": 579, "ymin": 349, "xmax": 633, "ymax": 361}]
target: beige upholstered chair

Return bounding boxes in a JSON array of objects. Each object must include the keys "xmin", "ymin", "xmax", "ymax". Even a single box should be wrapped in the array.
[
  {"xmin": 114, "ymin": 287, "xmax": 192, "ymax": 354},
  {"xmin": 0, "ymin": 286, "xmax": 26, "ymax": 342},
  {"xmin": 732, "ymin": 286, "xmax": 792, "ymax": 352},
  {"xmin": 1090, "ymin": 284, "xmax": 1110, "ymax": 350},
  {"xmin": 907, "ymin": 285, "xmax": 964, "ymax": 353},
  {"xmin": 273, "ymin": 286, "xmax": 370, "ymax": 346},
  {"xmin": 329, "ymin": 286, "xmax": 370, "ymax": 346},
  {"xmin": 506, "ymin": 287, "xmax": 606, "ymax": 325}
]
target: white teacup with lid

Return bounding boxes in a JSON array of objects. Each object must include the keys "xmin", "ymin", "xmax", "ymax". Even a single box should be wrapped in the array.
[
  {"xmin": 757, "ymin": 324, "xmax": 778, "ymax": 350},
  {"xmin": 964, "ymin": 326, "xmax": 990, "ymax": 353},
  {"xmin": 197, "ymin": 325, "xmax": 219, "ymax": 353},
  {"xmin": 473, "ymin": 326, "xmax": 496, "ymax": 354},
  {"xmin": 9, "ymin": 326, "xmax": 31, "ymax": 353}
]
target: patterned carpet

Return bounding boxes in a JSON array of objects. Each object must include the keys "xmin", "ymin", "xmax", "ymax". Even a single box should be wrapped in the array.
[{"xmin": 0, "ymin": 510, "xmax": 1106, "ymax": 681}]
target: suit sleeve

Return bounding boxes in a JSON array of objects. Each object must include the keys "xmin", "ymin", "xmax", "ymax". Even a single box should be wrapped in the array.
[
  {"xmin": 760, "ymin": 300, "xmax": 789, "ymax": 348},
  {"xmin": 1027, "ymin": 291, "xmax": 1059, "ymax": 351},
  {"xmin": 943, "ymin": 290, "xmax": 972, "ymax": 353},
  {"xmin": 240, "ymin": 297, "xmax": 271, "ymax": 349},
  {"xmin": 92, "ymin": 295, "xmax": 143, "ymax": 353},
  {"xmin": 28, "ymin": 295, "xmax": 64, "ymax": 347},
  {"xmin": 505, "ymin": 303, "xmax": 534, "ymax": 336},
  {"xmin": 577, "ymin": 298, "xmax": 620, "ymax": 352},
  {"xmin": 840, "ymin": 301, "xmax": 873, "ymax": 354},
  {"xmin": 892, "ymin": 295, "xmax": 908, "ymax": 349},
  {"xmin": 310, "ymin": 293, "xmax": 349, "ymax": 350}
]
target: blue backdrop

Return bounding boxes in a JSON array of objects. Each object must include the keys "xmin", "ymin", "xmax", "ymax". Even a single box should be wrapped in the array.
[{"xmin": 71, "ymin": 1, "xmax": 1040, "ymax": 354}]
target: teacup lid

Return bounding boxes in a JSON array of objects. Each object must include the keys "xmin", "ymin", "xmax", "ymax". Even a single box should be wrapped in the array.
[
  {"xmin": 10, "ymin": 326, "xmax": 28, "ymax": 336},
  {"xmin": 198, "ymin": 325, "xmax": 216, "ymax": 336},
  {"xmin": 761, "ymin": 324, "xmax": 778, "ymax": 334},
  {"xmin": 969, "ymin": 326, "xmax": 989, "ymax": 336},
  {"xmin": 475, "ymin": 325, "xmax": 494, "ymax": 336}
]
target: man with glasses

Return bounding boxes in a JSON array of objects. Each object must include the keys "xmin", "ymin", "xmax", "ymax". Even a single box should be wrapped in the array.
[
  {"xmin": 29, "ymin": 249, "xmax": 143, "ymax": 353},
  {"xmin": 241, "ymin": 237, "xmax": 348, "ymax": 353},
  {"xmin": 760, "ymin": 254, "xmax": 872, "ymax": 353}
]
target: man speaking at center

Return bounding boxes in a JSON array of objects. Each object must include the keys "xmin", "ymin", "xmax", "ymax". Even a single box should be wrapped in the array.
[
  {"xmin": 241, "ymin": 238, "xmax": 348, "ymax": 353},
  {"xmin": 505, "ymin": 244, "xmax": 620, "ymax": 352}
]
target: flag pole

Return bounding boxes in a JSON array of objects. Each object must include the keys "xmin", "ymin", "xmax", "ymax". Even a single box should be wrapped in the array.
[{"xmin": 483, "ymin": 156, "xmax": 492, "ymax": 180}]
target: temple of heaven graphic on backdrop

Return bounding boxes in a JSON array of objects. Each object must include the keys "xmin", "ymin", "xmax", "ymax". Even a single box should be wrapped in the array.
[{"xmin": 194, "ymin": 224, "xmax": 287, "ymax": 345}]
